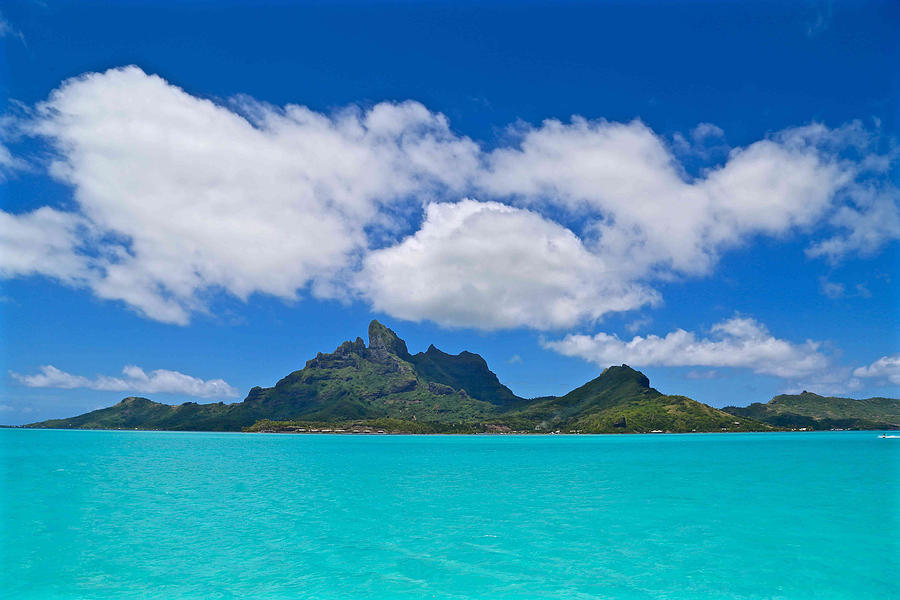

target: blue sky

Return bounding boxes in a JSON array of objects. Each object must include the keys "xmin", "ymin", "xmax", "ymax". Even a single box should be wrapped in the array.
[{"xmin": 1, "ymin": 0, "xmax": 898, "ymax": 425}]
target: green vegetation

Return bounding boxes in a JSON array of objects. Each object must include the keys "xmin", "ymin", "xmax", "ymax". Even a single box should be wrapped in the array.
[
  {"xmin": 23, "ymin": 320, "xmax": 895, "ymax": 434},
  {"xmin": 29, "ymin": 397, "xmax": 252, "ymax": 432},
  {"xmin": 505, "ymin": 365, "xmax": 773, "ymax": 433},
  {"xmin": 244, "ymin": 418, "xmax": 501, "ymax": 434},
  {"xmin": 409, "ymin": 345, "xmax": 523, "ymax": 408},
  {"xmin": 723, "ymin": 392, "xmax": 900, "ymax": 430},
  {"xmin": 26, "ymin": 321, "xmax": 511, "ymax": 431}
]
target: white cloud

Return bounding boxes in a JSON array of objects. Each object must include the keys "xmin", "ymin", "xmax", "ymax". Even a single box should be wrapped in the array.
[
  {"xmin": 819, "ymin": 277, "xmax": 845, "ymax": 299},
  {"xmin": 818, "ymin": 277, "xmax": 877, "ymax": 300},
  {"xmin": 806, "ymin": 185, "xmax": 900, "ymax": 262},
  {"xmin": 11, "ymin": 364, "xmax": 240, "ymax": 398},
  {"xmin": 779, "ymin": 370, "xmax": 864, "ymax": 397},
  {"xmin": 360, "ymin": 118, "xmax": 896, "ymax": 330},
  {"xmin": 625, "ymin": 317, "xmax": 652, "ymax": 333},
  {"xmin": 0, "ymin": 142, "xmax": 25, "ymax": 179},
  {"xmin": 853, "ymin": 355, "xmax": 900, "ymax": 386},
  {"xmin": 806, "ymin": 2, "xmax": 832, "ymax": 38},
  {"xmin": 0, "ymin": 12, "xmax": 24, "ymax": 43},
  {"xmin": 0, "ymin": 207, "xmax": 92, "ymax": 283},
  {"xmin": 1, "ymin": 66, "xmax": 897, "ymax": 330},
  {"xmin": 691, "ymin": 122, "xmax": 725, "ymax": 141},
  {"xmin": 357, "ymin": 199, "xmax": 658, "ymax": 330},
  {"xmin": 9, "ymin": 66, "xmax": 479, "ymax": 323},
  {"xmin": 685, "ymin": 369, "xmax": 721, "ymax": 380},
  {"xmin": 546, "ymin": 315, "xmax": 886, "ymax": 395},
  {"xmin": 671, "ymin": 122, "xmax": 729, "ymax": 161},
  {"xmin": 480, "ymin": 118, "xmax": 888, "ymax": 278},
  {"xmin": 543, "ymin": 316, "xmax": 831, "ymax": 379}
]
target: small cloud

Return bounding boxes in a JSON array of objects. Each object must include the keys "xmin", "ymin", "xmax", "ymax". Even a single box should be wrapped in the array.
[
  {"xmin": 0, "ymin": 12, "xmax": 25, "ymax": 44},
  {"xmin": 780, "ymin": 376, "xmax": 863, "ymax": 397},
  {"xmin": 467, "ymin": 96, "xmax": 493, "ymax": 110},
  {"xmin": 820, "ymin": 277, "xmax": 875, "ymax": 300},
  {"xmin": 805, "ymin": 183, "xmax": 900, "ymax": 263},
  {"xmin": 685, "ymin": 369, "xmax": 720, "ymax": 380},
  {"xmin": 671, "ymin": 122, "xmax": 729, "ymax": 162},
  {"xmin": 853, "ymin": 355, "xmax": 900, "ymax": 386},
  {"xmin": 508, "ymin": 354, "xmax": 523, "ymax": 364},
  {"xmin": 806, "ymin": 2, "xmax": 832, "ymax": 38},
  {"xmin": 0, "ymin": 143, "xmax": 29, "ymax": 181},
  {"xmin": 625, "ymin": 317, "xmax": 652, "ymax": 334},
  {"xmin": 671, "ymin": 132, "xmax": 691, "ymax": 155},
  {"xmin": 691, "ymin": 122, "xmax": 725, "ymax": 142},
  {"xmin": 819, "ymin": 277, "xmax": 845, "ymax": 298},
  {"xmin": 10, "ymin": 364, "xmax": 240, "ymax": 399}
]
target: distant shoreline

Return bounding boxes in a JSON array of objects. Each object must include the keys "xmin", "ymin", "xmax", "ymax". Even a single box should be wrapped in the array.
[{"xmin": 6, "ymin": 427, "xmax": 893, "ymax": 435}]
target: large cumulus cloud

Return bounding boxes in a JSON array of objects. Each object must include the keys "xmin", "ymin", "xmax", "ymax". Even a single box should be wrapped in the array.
[{"xmin": 358, "ymin": 199, "xmax": 659, "ymax": 329}]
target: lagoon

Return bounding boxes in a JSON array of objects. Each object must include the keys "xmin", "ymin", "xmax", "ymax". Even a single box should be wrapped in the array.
[{"xmin": 1, "ymin": 430, "xmax": 896, "ymax": 599}]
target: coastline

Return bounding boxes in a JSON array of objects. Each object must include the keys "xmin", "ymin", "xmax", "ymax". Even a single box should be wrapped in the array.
[{"xmin": 8, "ymin": 426, "xmax": 894, "ymax": 435}]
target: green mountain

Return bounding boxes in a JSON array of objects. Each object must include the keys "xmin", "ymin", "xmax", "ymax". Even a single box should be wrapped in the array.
[
  {"xmin": 722, "ymin": 392, "xmax": 900, "ymax": 430},
  {"xmin": 27, "ymin": 321, "xmax": 517, "ymax": 431},
  {"xmin": 410, "ymin": 344, "xmax": 523, "ymax": 408},
  {"xmin": 21, "ymin": 320, "xmax": 811, "ymax": 434},
  {"xmin": 27, "ymin": 396, "xmax": 240, "ymax": 431},
  {"xmin": 505, "ymin": 365, "xmax": 768, "ymax": 433}
]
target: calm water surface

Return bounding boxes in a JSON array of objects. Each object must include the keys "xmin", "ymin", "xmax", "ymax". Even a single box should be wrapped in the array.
[{"xmin": 1, "ymin": 430, "xmax": 897, "ymax": 599}]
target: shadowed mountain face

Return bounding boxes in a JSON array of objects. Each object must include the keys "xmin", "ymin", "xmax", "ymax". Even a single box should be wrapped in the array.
[
  {"xmin": 410, "ymin": 345, "xmax": 523, "ymax": 408},
  {"xmin": 28, "ymin": 320, "xmax": 890, "ymax": 433},
  {"xmin": 722, "ymin": 392, "xmax": 900, "ymax": 430}
]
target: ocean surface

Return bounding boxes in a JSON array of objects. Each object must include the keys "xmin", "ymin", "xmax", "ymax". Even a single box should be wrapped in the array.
[{"xmin": 1, "ymin": 430, "xmax": 897, "ymax": 599}]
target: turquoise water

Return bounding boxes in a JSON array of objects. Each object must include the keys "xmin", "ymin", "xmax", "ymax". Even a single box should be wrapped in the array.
[{"xmin": 1, "ymin": 430, "xmax": 897, "ymax": 599}]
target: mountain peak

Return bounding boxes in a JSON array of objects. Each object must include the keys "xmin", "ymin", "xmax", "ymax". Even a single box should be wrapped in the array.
[
  {"xmin": 117, "ymin": 396, "xmax": 155, "ymax": 406},
  {"xmin": 367, "ymin": 320, "xmax": 410, "ymax": 358},
  {"xmin": 599, "ymin": 364, "xmax": 650, "ymax": 388}
]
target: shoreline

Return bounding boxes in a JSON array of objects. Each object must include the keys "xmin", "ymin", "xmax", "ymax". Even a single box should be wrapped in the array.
[{"xmin": 6, "ymin": 427, "xmax": 895, "ymax": 435}]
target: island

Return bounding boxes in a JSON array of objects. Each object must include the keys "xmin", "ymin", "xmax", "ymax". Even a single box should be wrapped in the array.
[{"xmin": 24, "ymin": 321, "xmax": 899, "ymax": 434}]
